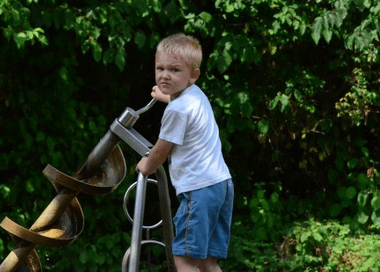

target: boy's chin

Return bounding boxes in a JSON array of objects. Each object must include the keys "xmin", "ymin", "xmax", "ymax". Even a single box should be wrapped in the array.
[{"xmin": 159, "ymin": 85, "xmax": 171, "ymax": 92}]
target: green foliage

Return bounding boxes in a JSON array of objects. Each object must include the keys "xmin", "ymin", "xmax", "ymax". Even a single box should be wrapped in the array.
[
  {"xmin": 1, "ymin": 0, "xmax": 380, "ymax": 270},
  {"xmin": 248, "ymin": 182, "xmax": 286, "ymax": 241},
  {"xmin": 280, "ymin": 219, "xmax": 380, "ymax": 271},
  {"xmin": 336, "ymin": 67, "xmax": 379, "ymax": 125},
  {"xmin": 223, "ymin": 218, "xmax": 380, "ymax": 271}
]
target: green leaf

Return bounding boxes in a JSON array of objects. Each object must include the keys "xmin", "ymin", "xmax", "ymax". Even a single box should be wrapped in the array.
[
  {"xmin": 25, "ymin": 179, "xmax": 34, "ymax": 193},
  {"xmin": 280, "ymin": 94, "xmax": 289, "ymax": 112},
  {"xmin": 301, "ymin": 232, "xmax": 310, "ymax": 243},
  {"xmin": 134, "ymin": 30, "xmax": 146, "ymax": 49},
  {"xmin": 217, "ymin": 48, "xmax": 232, "ymax": 74},
  {"xmin": 364, "ymin": 0, "xmax": 371, "ymax": 9},
  {"xmin": 269, "ymin": 95, "xmax": 279, "ymax": 110},
  {"xmin": 3, "ymin": 27, "xmax": 12, "ymax": 42},
  {"xmin": 371, "ymin": 196, "xmax": 380, "ymax": 211},
  {"xmin": 103, "ymin": 47, "xmax": 115, "ymax": 65},
  {"xmin": 358, "ymin": 210, "xmax": 369, "ymax": 224},
  {"xmin": 327, "ymin": 13, "xmax": 335, "ymax": 27},
  {"xmin": 257, "ymin": 118, "xmax": 269, "ymax": 134},
  {"xmin": 357, "ymin": 173, "xmax": 369, "ymax": 189},
  {"xmin": 358, "ymin": 192, "xmax": 368, "ymax": 207},
  {"xmin": 242, "ymin": 46, "xmax": 261, "ymax": 64},
  {"xmin": 13, "ymin": 32, "xmax": 28, "ymax": 49},
  {"xmin": 199, "ymin": 11, "xmax": 212, "ymax": 23},
  {"xmin": 46, "ymin": 137, "xmax": 55, "ymax": 151},
  {"xmin": 346, "ymin": 186, "xmax": 357, "ymax": 199},
  {"xmin": 371, "ymin": 210, "xmax": 380, "ymax": 226},
  {"xmin": 0, "ymin": 185, "xmax": 11, "ymax": 198},
  {"xmin": 312, "ymin": 17, "xmax": 323, "ymax": 45},
  {"xmin": 95, "ymin": 252, "xmax": 106, "ymax": 265},
  {"xmin": 322, "ymin": 28, "xmax": 333, "ymax": 44},
  {"xmin": 115, "ymin": 48, "xmax": 126, "ymax": 71},
  {"xmin": 93, "ymin": 42, "xmax": 102, "ymax": 63},
  {"xmin": 312, "ymin": 232, "xmax": 323, "ymax": 242},
  {"xmin": 151, "ymin": 0, "xmax": 162, "ymax": 13},
  {"xmin": 347, "ymin": 158, "xmax": 359, "ymax": 169},
  {"xmin": 79, "ymin": 250, "xmax": 88, "ymax": 264},
  {"xmin": 337, "ymin": 186, "xmax": 346, "ymax": 199},
  {"xmin": 60, "ymin": 67, "xmax": 68, "ymax": 82},
  {"xmin": 335, "ymin": 7, "xmax": 347, "ymax": 28}
]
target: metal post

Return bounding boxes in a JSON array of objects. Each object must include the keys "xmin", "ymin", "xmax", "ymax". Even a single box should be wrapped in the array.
[
  {"xmin": 128, "ymin": 172, "xmax": 148, "ymax": 272},
  {"xmin": 156, "ymin": 166, "xmax": 176, "ymax": 272}
]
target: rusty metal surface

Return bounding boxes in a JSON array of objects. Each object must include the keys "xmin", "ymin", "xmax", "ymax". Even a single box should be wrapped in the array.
[
  {"xmin": 45, "ymin": 145, "xmax": 126, "ymax": 195},
  {"xmin": 0, "ymin": 146, "xmax": 126, "ymax": 272}
]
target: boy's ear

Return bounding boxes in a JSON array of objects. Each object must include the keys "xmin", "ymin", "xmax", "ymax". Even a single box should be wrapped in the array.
[{"xmin": 190, "ymin": 68, "xmax": 201, "ymax": 84}]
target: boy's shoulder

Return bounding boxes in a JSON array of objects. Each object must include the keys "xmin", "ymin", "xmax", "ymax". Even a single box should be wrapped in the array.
[{"xmin": 175, "ymin": 85, "xmax": 207, "ymax": 105}]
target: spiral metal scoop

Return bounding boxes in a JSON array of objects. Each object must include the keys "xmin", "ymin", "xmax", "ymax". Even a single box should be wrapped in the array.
[
  {"xmin": 0, "ymin": 145, "xmax": 126, "ymax": 272},
  {"xmin": 0, "ymin": 98, "xmax": 175, "ymax": 272}
]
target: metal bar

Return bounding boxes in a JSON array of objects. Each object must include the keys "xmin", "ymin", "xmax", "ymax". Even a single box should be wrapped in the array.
[
  {"xmin": 128, "ymin": 172, "xmax": 148, "ymax": 272},
  {"xmin": 136, "ymin": 99, "xmax": 157, "ymax": 115},
  {"xmin": 110, "ymin": 120, "xmax": 153, "ymax": 157},
  {"xmin": 155, "ymin": 166, "xmax": 177, "ymax": 272}
]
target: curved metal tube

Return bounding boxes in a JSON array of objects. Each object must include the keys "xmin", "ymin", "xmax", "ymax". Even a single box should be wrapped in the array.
[
  {"xmin": 122, "ymin": 240, "xmax": 165, "ymax": 272},
  {"xmin": 123, "ymin": 179, "xmax": 163, "ymax": 230},
  {"xmin": 136, "ymin": 99, "xmax": 157, "ymax": 115}
]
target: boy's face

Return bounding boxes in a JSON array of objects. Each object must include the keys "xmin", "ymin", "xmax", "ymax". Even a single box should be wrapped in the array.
[{"xmin": 155, "ymin": 52, "xmax": 200, "ymax": 99}]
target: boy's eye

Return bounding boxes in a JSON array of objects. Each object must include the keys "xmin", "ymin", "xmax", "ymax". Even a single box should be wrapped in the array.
[{"xmin": 171, "ymin": 68, "xmax": 180, "ymax": 72}]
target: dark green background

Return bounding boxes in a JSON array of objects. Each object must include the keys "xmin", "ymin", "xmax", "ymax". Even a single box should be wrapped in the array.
[{"xmin": 1, "ymin": 0, "xmax": 379, "ymax": 270}]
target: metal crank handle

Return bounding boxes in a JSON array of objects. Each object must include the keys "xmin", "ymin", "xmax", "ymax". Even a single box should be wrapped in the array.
[{"xmin": 136, "ymin": 98, "xmax": 157, "ymax": 115}]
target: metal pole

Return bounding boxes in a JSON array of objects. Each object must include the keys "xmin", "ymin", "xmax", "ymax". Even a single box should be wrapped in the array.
[
  {"xmin": 128, "ymin": 172, "xmax": 148, "ymax": 272},
  {"xmin": 155, "ymin": 166, "xmax": 177, "ymax": 272}
]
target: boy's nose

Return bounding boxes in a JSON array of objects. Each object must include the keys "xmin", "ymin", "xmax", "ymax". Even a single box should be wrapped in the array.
[{"xmin": 162, "ymin": 70, "xmax": 170, "ymax": 79}]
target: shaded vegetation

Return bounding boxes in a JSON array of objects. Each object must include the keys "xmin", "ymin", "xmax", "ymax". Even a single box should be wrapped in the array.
[{"xmin": 1, "ymin": 0, "xmax": 380, "ymax": 270}]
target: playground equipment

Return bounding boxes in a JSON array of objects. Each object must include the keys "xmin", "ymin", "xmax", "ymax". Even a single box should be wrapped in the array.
[{"xmin": 0, "ymin": 99, "xmax": 176, "ymax": 272}]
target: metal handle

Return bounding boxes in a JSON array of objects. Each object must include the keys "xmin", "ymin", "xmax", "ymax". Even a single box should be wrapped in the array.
[{"xmin": 136, "ymin": 98, "xmax": 157, "ymax": 115}]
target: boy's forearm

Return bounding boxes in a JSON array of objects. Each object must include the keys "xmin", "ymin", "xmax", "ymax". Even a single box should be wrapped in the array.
[{"xmin": 137, "ymin": 139, "xmax": 173, "ymax": 176}]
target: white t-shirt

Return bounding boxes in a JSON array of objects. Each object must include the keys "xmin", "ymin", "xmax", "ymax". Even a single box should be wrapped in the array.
[{"xmin": 159, "ymin": 84, "xmax": 231, "ymax": 195}]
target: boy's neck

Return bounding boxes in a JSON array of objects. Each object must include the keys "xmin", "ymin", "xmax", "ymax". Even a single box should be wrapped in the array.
[{"xmin": 170, "ymin": 84, "xmax": 193, "ymax": 100}]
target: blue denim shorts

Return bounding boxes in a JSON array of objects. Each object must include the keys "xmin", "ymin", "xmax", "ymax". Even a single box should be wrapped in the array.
[{"xmin": 172, "ymin": 179, "xmax": 234, "ymax": 260}]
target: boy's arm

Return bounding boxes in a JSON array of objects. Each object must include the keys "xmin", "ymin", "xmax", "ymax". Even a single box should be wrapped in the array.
[
  {"xmin": 136, "ymin": 138, "xmax": 174, "ymax": 176},
  {"xmin": 151, "ymin": 85, "xmax": 170, "ymax": 103}
]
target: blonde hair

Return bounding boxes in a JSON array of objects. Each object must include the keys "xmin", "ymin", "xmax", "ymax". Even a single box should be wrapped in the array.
[{"xmin": 156, "ymin": 33, "xmax": 202, "ymax": 70}]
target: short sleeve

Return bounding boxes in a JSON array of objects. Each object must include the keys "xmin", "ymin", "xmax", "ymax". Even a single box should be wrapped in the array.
[{"xmin": 159, "ymin": 110, "xmax": 187, "ymax": 145}]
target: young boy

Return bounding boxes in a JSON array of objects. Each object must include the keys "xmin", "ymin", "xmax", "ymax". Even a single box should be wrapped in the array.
[{"xmin": 136, "ymin": 33, "xmax": 234, "ymax": 272}]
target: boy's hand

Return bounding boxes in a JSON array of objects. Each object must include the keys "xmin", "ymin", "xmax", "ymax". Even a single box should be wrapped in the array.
[
  {"xmin": 151, "ymin": 85, "xmax": 170, "ymax": 103},
  {"xmin": 135, "ymin": 139, "xmax": 174, "ymax": 176},
  {"xmin": 136, "ymin": 157, "xmax": 152, "ymax": 176}
]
